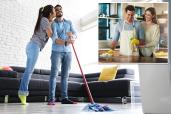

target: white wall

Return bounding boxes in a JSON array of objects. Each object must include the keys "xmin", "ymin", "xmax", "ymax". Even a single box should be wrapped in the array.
[
  {"xmin": 0, "ymin": 0, "xmax": 33, "ymax": 67},
  {"xmin": 0, "ymin": 0, "xmax": 59, "ymax": 69}
]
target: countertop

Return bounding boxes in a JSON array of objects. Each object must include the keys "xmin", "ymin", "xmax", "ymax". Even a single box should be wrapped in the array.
[{"xmin": 99, "ymin": 49, "xmax": 168, "ymax": 63}]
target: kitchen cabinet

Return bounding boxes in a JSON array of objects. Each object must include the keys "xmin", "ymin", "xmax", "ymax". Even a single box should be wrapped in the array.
[
  {"xmin": 98, "ymin": 3, "xmax": 145, "ymax": 40},
  {"xmin": 98, "ymin": 3, "xmax": 121, "ymax": 40}
]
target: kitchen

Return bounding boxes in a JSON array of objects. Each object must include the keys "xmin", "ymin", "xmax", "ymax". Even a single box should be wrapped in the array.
[{"xmin": 98, "ymin": 2, "xmax": 168, "ymax": 63}]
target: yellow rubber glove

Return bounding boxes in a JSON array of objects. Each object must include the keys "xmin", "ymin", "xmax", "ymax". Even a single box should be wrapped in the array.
[{"xmin": 130, "ymin": 38, "xmax": 139, "ymax": 46}]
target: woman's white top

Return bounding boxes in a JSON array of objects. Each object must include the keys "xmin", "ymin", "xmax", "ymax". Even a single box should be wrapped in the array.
[{"xmin": 140, "ymin": 22, "xmax": 160, "ymax": 56}]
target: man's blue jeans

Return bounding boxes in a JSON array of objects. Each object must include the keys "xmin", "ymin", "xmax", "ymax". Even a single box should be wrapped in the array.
[
  {"xmin": 48, "ymin": 51, "xmax": 72, "ymax": 100},
  {"xmin": 18, "ymin": 41, "xmax": 40, "ymax": 96}
]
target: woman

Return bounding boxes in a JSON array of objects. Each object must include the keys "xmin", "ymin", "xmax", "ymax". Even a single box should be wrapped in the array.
[
  {"xmin": 140, "ymin": 7, "xmax": 160, "ymax": 57},
  {"xmin": 18, "ymin": 5, "xmax": 56, "ymax": 105}
]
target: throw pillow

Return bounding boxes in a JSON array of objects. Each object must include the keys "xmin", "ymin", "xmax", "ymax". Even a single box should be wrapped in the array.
[
  {"xmin": 0, "ymin": 70, "xmax": 17, "ymax": 78},
  {"xmin": 98, "ymin": 66, "xmax": 118, "ymax": 81},
  {"xmin": 0, "ymin": 66, "xmax": 3, "ymax": 70},
  {"xmin": 0, "ymin": 66, "xmax": 13, "ymax": 71}
]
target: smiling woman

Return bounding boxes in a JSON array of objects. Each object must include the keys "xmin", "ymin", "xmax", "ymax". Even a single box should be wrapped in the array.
[{"xmin": 139, "ymin": 7, "xmax": 160, "ymax": 57}]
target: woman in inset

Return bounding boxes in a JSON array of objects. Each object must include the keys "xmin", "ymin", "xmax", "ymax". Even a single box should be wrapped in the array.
[
  {"xmin": 139, "ymin": 7, "xmax": 160, "ymax": 57},
  {"xmin": 18, "ymin": 5, "xmax": 56, "ymax": 105}
]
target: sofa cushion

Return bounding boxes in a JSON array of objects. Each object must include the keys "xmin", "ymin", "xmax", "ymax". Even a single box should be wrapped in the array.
[
  {"xmin": 85, "ymin": 79, "xmax": 131, "ymax": 97},
  {"xmin": 29, "ymin": 79, "xmax": 49, "ymax": 91},
  {"xmin": 0, "ymin": 70, "xmax": 17, "ymax": 78},
  {"xmin": 69, "ymin": 73, "xmax": 82, "ymax": 78},
  {"xmin": 117, "ymin": 69, "xmax": 134, "ymax": 75},
  {"xmin": 31, "ymin": 74, "xmax": 49, "ymax": 80},
  {"xmin": 56, "ymin": 81, "xmax": 83, "ymax": 92},
  {"xmin": 0, "ymin": 78, "xmax": 20, "ymax": 90},
  {"xmin": 68, "ymin": 81, "xmax": 83, "ymax": 92},
  {"xmin": 16, "ymin": 72, "xmax": 49, "ymax": 80},
  {"xmin": 83, "ymin": 81, "xmax": 107, "ymax": 97},
  {"xmin": 98, "ymin": 66, "xmax": 118, "ymax": 81},
  {"xmin": 11, "ymin": 66, "xmax": 40, "ymax": 74},
  {"xmin": 85, "ymin": 77, "xmax": 98, "ymax": 82},
  {"xmin": 85, "ymin": 73, "xmax": 100, "ymax": 78},
  {"xmin": 68, "ymin": 77, "xmax": 83, "ymax": 83},
  {"xmin": 115, "ymin": 74, "xmax": 135, "ymax": 79},
  {"xmin": 40, "ymin": 69, "xmax": 51, "ymax": 75},
  {"xmin": 0, "ymin": 66, "xmax": 13, "ymax": 71},
  {"xmin": 87, "ymin": 81, "xmax": 107, "ymax": 91}
]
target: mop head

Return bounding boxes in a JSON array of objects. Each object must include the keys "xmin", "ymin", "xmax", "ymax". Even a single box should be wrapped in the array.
[{"xmin": 82, "ymin": 103, "xmax": 114, "ymax": 112}]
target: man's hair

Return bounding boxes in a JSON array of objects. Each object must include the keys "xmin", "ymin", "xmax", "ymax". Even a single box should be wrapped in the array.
[
  {"xmin": 55, "ymin": 4, "xmax": 62, "ymax": 9},
  {"xmin": 125, "ymin": 5, "xmax": 135, "ymax": 12}
]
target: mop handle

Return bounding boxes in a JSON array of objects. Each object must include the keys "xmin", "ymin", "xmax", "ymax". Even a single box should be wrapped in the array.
[{"xmin": 71, "ymin": 43, "xmax": 94, "ymax": 103}]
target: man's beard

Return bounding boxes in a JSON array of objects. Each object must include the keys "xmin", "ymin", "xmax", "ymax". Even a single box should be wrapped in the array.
[
  {"xmin": 56, "ymin": 15, "xmax": 62, "ymax": 18},
  {"xmin": 56, "ymin": 12, "xmax": 63, "ymax": 18}
]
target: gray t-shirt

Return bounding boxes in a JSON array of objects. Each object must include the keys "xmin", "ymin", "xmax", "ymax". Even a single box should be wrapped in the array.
[{"xmin": 31, "ymin": 17, "xmax": 50, "ymax": 50}]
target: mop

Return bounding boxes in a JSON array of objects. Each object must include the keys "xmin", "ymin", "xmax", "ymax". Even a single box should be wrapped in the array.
[{"xmin": 71, "ymin": 43, "xmax": 114, "ymax": 112}]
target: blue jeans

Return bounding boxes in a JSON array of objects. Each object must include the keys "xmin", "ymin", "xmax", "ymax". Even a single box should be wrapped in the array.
[
  {"xmin": 18, "ymin": 41, "xmax": 40, "ymax": 96},
  {"xmin": 48, "ymin": 51, "xmax": 72, "ymax": 100}
]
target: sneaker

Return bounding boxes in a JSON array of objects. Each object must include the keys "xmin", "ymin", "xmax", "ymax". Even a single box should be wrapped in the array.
[
  {"xmin": 61, "ymin": 98, "xmax": 77, "ymax": 104},
  {"xmin": 18, "ymin": 95, "xmax": 28, "ymax": 105},
  {"xmin": 47, "ymin": 99, "xmax": 56, "ymax": 105}
]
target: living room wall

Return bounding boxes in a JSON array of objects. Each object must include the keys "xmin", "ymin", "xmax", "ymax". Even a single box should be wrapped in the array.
[{"xmin": 0, "ymin": 0, "xmax": 57, "ymax": 68}]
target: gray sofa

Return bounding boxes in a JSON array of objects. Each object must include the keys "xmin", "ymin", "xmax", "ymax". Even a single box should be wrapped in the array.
[{"xmin": 0, "ymin": 66, "xmax": 134, "ymax": 103}]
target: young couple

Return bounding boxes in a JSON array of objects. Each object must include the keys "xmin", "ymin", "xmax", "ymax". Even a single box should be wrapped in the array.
[
  {"xmin": 18, "ymin": 4, "xmax": 77, "ymax": 105},
  {"xmin": 111, "ymin": 5, "xmax": 160, "ymax": 57}
]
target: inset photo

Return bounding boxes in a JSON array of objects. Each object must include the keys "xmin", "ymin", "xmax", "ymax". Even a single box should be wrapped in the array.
[{"xmin": 98, "ymin": 3, "xmax": 168, "ymax": 63}]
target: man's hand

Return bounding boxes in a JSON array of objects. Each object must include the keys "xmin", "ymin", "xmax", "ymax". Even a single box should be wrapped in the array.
[
  {"xmin": 55, "ymin": 39, "xmax": 65, "ymax": 45},
  {"xmin": 66, "ymin": 32, "xmax": 76, "ymax": 45},
  {"xmin": 111, "ymin": 41, "xmax": 117, "ymax": 50},
  {"xmin": 67, "ymin": 38, "xmax": 75, "ymax": 45}
]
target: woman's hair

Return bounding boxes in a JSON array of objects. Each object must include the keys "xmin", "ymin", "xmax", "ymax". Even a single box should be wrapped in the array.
[
  {"xmin": 144, "ymin": 7, "xmax": 158, "ymax": 24},
  {"xmin": 34, "ymin": 5, "xmax": 54, "ymax": 33}
]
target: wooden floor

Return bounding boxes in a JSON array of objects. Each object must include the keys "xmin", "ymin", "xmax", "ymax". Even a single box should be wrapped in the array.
[{"xmin": 0, "ymin": 102, "xmax": 143, "ymax": 114}]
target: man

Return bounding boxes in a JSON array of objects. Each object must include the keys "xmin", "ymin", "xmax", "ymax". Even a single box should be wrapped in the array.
[
  {"xmin": 111, "ymin": 5, "xmax": 144, "ymax": 56},
  {"xmin": 48, "ymin": 4, "xmax": 77, "ymax": 105}
]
